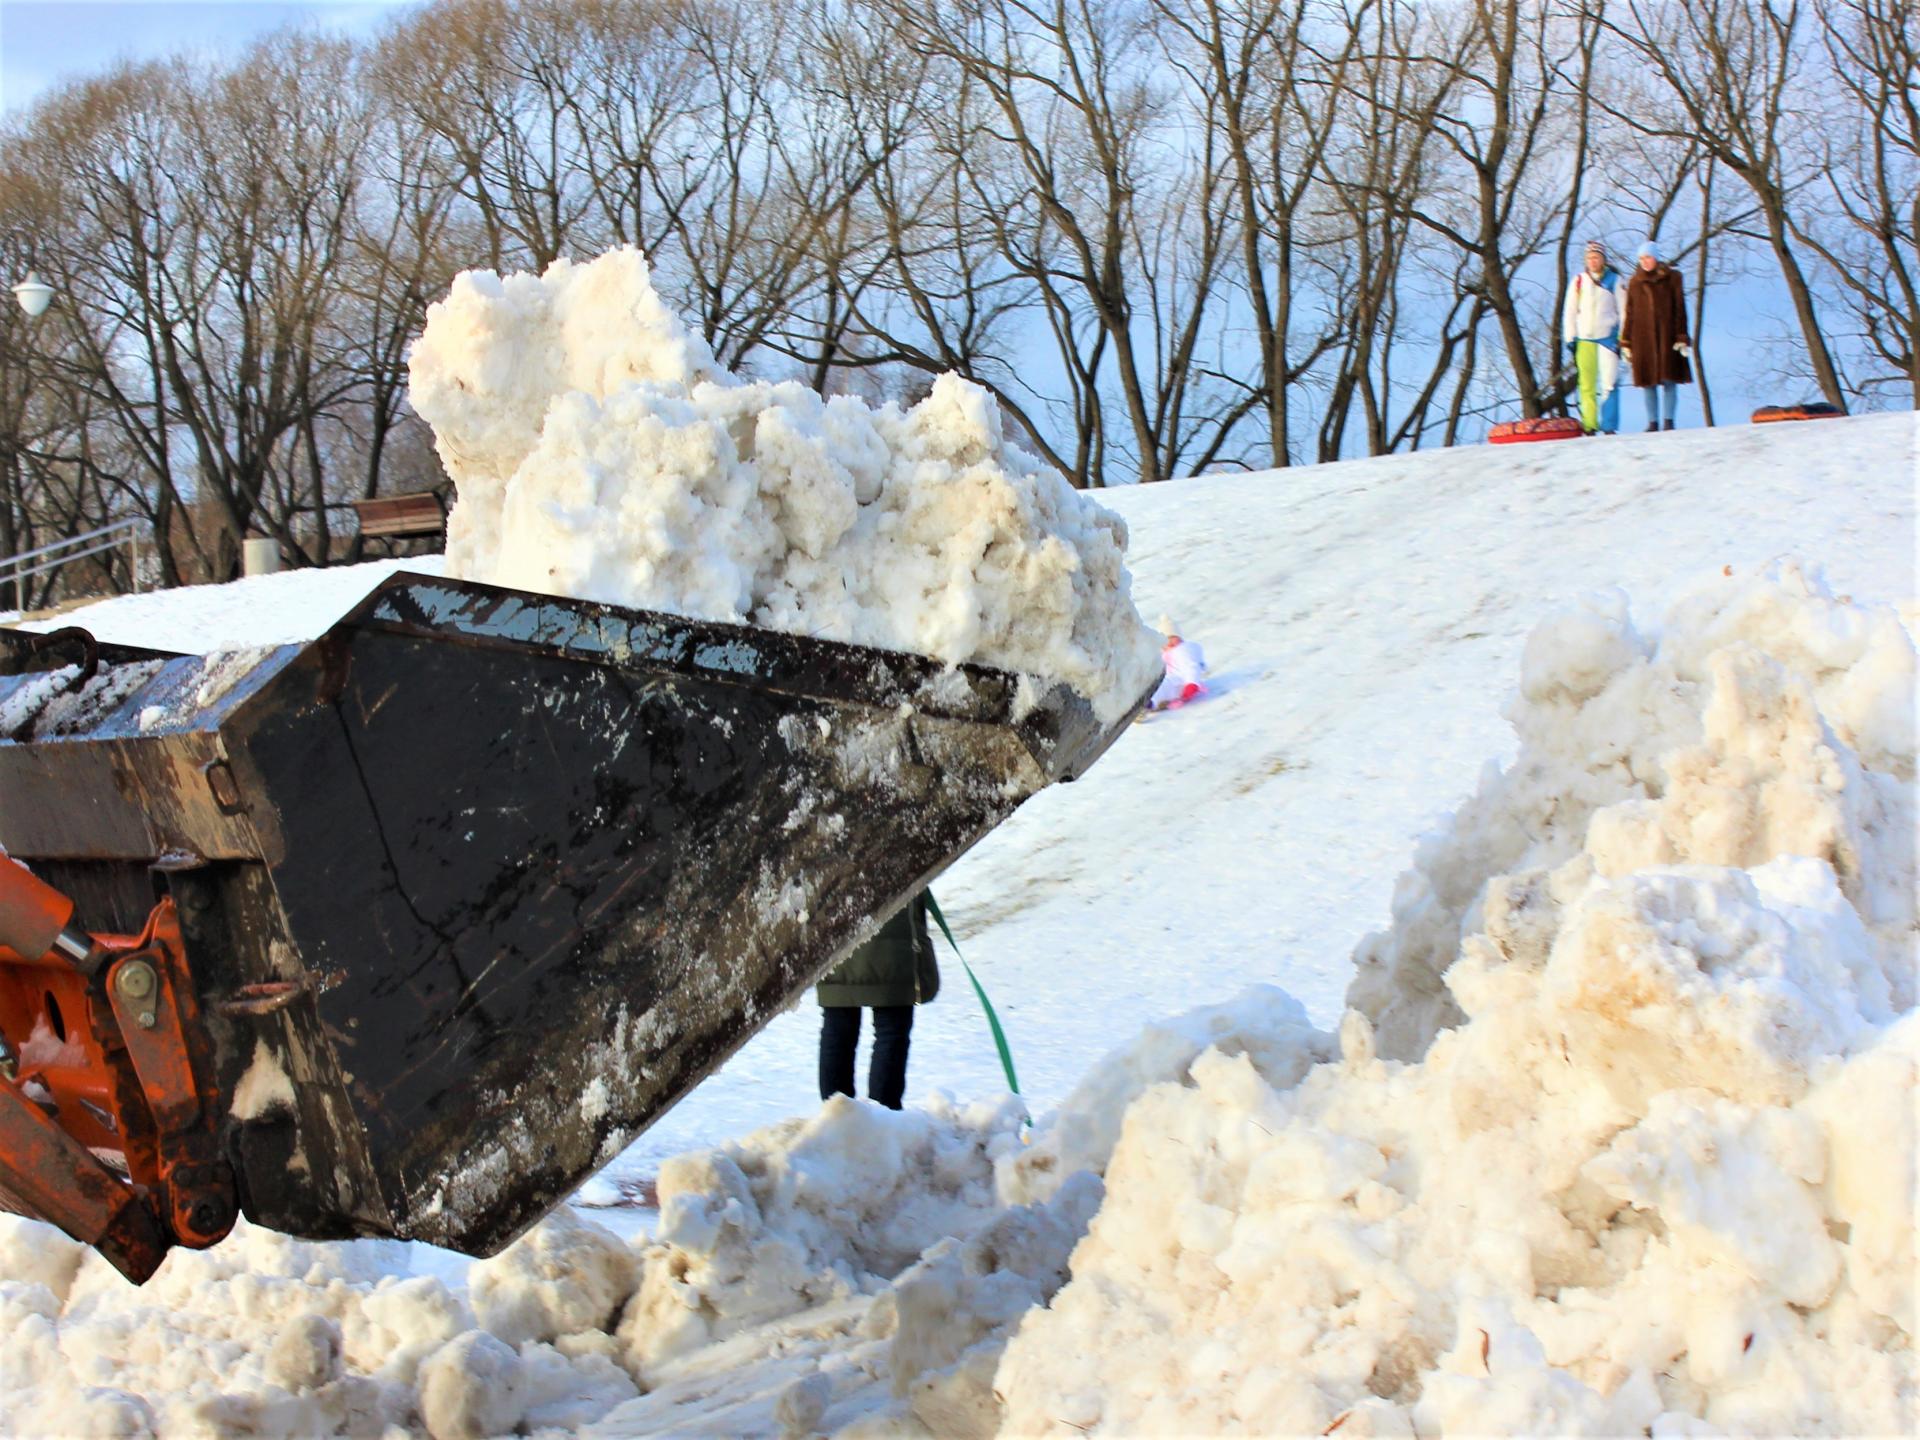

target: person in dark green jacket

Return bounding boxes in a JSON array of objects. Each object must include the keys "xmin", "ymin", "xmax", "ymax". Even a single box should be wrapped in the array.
[{"xmin": 817, "ymin": 891, "xmax": 939, "ymax": 1110}]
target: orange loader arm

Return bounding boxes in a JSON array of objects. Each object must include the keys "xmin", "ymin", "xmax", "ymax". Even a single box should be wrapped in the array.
[{"xmin": 0, "ymin": 856, "xmax": 235, "ymax": 1282}]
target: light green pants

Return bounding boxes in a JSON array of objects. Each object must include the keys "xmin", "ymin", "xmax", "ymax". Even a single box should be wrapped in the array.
[
  {"xmin": 1576, "ymin": 340, "xmax": 1602, "ymax": 433},
  {"xmin": 1574, "ymin": 340, "xmax": 1620, "ymax": 433}
]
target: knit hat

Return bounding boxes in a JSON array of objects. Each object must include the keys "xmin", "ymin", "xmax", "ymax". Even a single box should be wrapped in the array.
[
  {"xmin": 1637, "ymin": 239, "xmax": 1661, "ymax": 261},
  {"xmin": 1584, "ymin": 239, "xmax": 1606, "ymax": 259}
]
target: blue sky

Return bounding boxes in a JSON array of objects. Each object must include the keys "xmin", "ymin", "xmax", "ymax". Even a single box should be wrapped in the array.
[{"xmin": 0, "ymin": 0, "xmax": 414, "ymax": 113}]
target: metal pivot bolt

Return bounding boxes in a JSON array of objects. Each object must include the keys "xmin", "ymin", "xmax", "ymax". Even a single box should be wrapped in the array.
[
  {"xmin": 116, "ymin": 961, "xmax": 159, "ymax": 1028},
  {"xmin": 202, "ymin": 760, "xmax": 245, "ymax": 815}
]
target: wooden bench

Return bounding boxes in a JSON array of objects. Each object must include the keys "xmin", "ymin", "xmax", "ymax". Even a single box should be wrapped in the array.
[{"xmin": 351, "ymin": 489, "xmax": 449, "ymax": 541}]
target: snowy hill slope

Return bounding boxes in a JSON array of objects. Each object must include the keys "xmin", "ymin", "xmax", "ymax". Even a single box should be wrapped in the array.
[
  {"xmin": 10, "ymin": 414, "xmax": 1911, "ymax": 1170},
  {"xmin": 624, "ymin": 412, "xmax": 1917, "ymax": 1173},
  {"xmin": 0, "ymin": 412, "xmax": 1910, "ymax": 1439}
]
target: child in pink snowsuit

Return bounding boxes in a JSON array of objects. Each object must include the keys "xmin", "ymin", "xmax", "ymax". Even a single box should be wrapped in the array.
[{"xmin": 1151, "ymin": 620, "xmax": 1208, "ymax": 710}]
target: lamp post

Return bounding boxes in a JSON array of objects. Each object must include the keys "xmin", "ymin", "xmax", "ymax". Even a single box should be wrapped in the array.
[
  {"xmin": 3, "ymin": 272, "xmax": 67, "ymax": 607},
  {"xmin": 6, "ymin": 273, "xmax": 144, "ymax": 597},
  {"xmin": 11, "ymin": 273, "xmax": 52, "ymax": 319},
  {"xmin": 2, "ymin": 275, "xmax": 53, "ymax": 607}
]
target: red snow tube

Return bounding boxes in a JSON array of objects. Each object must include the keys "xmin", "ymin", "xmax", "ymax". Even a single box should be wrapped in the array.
[
  {"xmin": 1751, "ymin": 402, "xmax": 1845, "ymax": 424},
  {"xmin": 1488, "ymin": 416, "xmax": 1585, "ymax": 445}
]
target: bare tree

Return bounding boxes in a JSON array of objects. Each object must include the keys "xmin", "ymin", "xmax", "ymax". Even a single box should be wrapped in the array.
[
  {"xmin": 1546, "ymin": 0, "xmax": 1605, "ymax": 396},
  {"xmin": 1318, "ymin": 0, "xmax": 1470, "ymax": 454},
  {"xmin": 1605, "ymin": 0, "xmax": 1849, "ymax": 407},
  {"xmin": 1407, "ymin": 1, "xmax": 1578, "ymax": 418},
  {"xmin": 331, "ymin": 47, "xmax": 465, "ymax": 561},
  {"xmin": 1149, "ymin": 0, "xmax": 1358, "ymax": 467},
  {"xmin": 1797, "ymin": 0, "xmax": 1918, "ymax": 405},
  {"xmin": 868, "ymin": 0, "xmax": 1238, "ymax": 483},
  {"xmin": 848, "ymin": 69, "xmax": 1094, "ymax": 472},
  {"xmin": 374, "ymin": 0, "xmax": 599, "ymax": 272},
  {"xmin": 10, "ymin": 61, "xmax": 214, "ymax": 584}
]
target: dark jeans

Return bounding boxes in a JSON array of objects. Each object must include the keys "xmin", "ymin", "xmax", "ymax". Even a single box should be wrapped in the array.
[{"xmin": 818, "ymin": 1005, "xmax": 914, "ymax": 1110}]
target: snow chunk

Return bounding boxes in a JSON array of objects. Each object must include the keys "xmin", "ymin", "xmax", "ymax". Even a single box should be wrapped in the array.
[
  {"xmin": 417, "ymin": 1330, "xmax": 527, "ymax": 1440},
  {"xmin": 265, "ymin": 1313, "xmax": 344, "ymax": 1392},
  {"xmin": 1800, "ymin": 1014, "xmax": 1918, "ymax": 1328},
  {"xmin": 997, "ymin": 984, "xmax": 1330, "ymax": 1207},
  {"xmin": 408, "ymin": 247, "xmax": 1159, "ymax": 722},
  {"xmin": 1520, "ymin": 587, "xmax": 1644, "ymax": 704},
  {"xmin": 468, "ymin": 1207, "xmax": 638, "ymax": 1346},
  {"xmin": 229, "ymin": 1038, "xmax": 297, "ymax": 1120},
  {"xmin": 616, "ymin": 1092, "xmax": 1025, "ymax": 1381}
]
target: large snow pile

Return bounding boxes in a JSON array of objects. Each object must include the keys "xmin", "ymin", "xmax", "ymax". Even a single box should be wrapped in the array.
[
  {"xmin": 1, "ymin": 403, "xmax": 1911, "ymax": 1436},
  {"xmin": 0, "ymin": 1210, "xmax": 642, "ymax": 1439},
  {"xmin": 992, "ymin": 563, "xmax": 1916, "ymax": 1436},
  {"xmin": 588, "ymin": 562, "xmax": 1917, "ymax": 1438},
  {"xmin": 407, "ymin": 248, "xmax": 1159, "ymax": 721},
  {"xmin": 619, "ymin": 1093, "xmax": 1026, "ymax": 1382},
  {"xmin": 0, "ymin": 566, "xmax": 1909, "ymax": 1436}
]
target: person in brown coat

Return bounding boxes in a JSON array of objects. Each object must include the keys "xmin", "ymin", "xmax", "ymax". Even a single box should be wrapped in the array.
[{"xmin": 1620, "ymin": 240, "xmax": 1693, "ymax": 431}]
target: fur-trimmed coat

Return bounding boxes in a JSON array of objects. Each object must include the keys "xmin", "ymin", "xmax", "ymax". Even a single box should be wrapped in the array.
[{"xmin": 1621, "ymin": 263, "xmax": 1693, "ymax": 386}]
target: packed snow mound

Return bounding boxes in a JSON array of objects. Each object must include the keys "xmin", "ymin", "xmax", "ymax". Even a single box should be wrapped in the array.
[
  {"xmin": 468, "ymin": 1204, "xmax": 638, "ymax": 1346},
  {"xmin": 996, "ymin": 984, "xmax": 1330, "ymax": 1208},
  {"xmin": 0, "ymin": 1212, "xmax": 642, "ymax": 1438},
  {"xmin": 617, "ymin": 1092, "xmax": 1025, "ymax": 1383},
  {"xmin": 408, "ymin": 248, "xmax": 1160, "ymax": 722},
  {"xmin": 579, "ymin": 994, "xmax": 1326, "ymax": 1435},
  {"xmin": 994, "ymin": 564, "xmax": 1917, "ymax": 1437},
  {"xmin": 1349, "ymin": 562, "xmax": 1916, "ymax": 1061}
]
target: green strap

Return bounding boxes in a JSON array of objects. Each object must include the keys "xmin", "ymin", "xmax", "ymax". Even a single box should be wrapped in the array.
[{"xmin": 925, "ymin": 891, "xmax": 1020, "ymax": 1096}]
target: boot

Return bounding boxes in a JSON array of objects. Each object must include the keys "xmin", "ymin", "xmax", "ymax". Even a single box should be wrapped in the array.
[
  {"xmin": 1645, "ymin": 422, "xmax": 1659, "ymax": 433},
  {"xmin": 1661, "ymin": 419, "xmax": 1675, "ymax": 431}
]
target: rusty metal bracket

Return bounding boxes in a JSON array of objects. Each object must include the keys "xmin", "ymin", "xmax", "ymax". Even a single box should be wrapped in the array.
[
  {"xmin": 0, "ymin": 1073, "xmax": 168, "ymax": 1282},
  {"xmin": 101, "ymin": 902, "xmax": 236, "ymax": 1250}
]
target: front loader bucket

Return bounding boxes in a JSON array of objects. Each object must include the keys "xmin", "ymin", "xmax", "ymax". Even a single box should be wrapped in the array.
[{"xmin": 0, "ymin": 574, "xmax": 1143, "ymax": 1260}]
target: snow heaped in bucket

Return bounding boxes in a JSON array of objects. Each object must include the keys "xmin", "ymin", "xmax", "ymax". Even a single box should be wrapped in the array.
[{"xmin": 407, "ymin": 247, "xmax": 1161, "ymax": 723}]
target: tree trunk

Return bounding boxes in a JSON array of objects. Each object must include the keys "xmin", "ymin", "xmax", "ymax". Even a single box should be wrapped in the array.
[
  {"xmin": 1692, "ymin": 163, "xmax": 1716, "ymax": 427},
  {"xmin": 1762, "ymin": 201, "xmax": 1848, "ymax": 410}
]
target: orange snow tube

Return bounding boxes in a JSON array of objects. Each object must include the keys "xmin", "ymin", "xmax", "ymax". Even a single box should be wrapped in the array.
[
  {"xmin": 1751, "ymin": 402, "xmax": 1845, "ymax": 424},
  {"xmin": 1488, "ymin": 416, "xmax": 1585, "ymax": 445}
]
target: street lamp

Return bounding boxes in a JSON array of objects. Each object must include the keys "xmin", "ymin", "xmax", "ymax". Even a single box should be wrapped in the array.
[
  {"xmin": 4, "ymin": 272, "xmax": 58, "ymax": 608},
  {"xmin": 2, "ymin": 272, "xmax": 139, "ymax": 594},
  {"xmin": 11, "ymin": 273, "xmax": 52, "ymax": 318}
]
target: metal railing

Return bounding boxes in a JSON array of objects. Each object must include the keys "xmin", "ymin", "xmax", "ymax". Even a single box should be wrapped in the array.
[{"xmin": 0, "ymin": 518, "xmax": 144, "ymax": 601}]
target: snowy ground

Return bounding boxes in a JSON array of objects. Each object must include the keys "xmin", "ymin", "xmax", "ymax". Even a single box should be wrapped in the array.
[
  {"xmin": 619, "ymin": 412, "xmax": 1918, "ymax": 1179},
  {"xmin": 2, "ymin": 410, "xmax": 1914, "ymax": 1437}
]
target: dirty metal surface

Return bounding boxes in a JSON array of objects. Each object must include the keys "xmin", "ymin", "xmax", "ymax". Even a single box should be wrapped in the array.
[
  {"xmin": 226, "ymin": 575, "xmax": 1139, "ymax": 1251},
  {"xmin": 0, "ymin": 573, "xmax": 1146, "ymax": 1257}
]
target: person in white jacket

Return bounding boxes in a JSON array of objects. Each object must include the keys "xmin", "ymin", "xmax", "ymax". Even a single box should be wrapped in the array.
[
  {"xmin": 1149, "ymin": 616, "xmax": 1208, "ymax": 711},
  {"xmin": 1562, "ymin": 239, "xmax": 1623, "ymax": 435}
]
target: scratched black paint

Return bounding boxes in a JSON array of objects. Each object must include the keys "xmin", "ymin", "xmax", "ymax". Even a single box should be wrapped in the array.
[
  {"xmin": 205, "ymin": 574, "xmax": 1141, "ymax": 1253},
  {"xmin": 0, "ymin": 573, "xmax": 1141, "ymax": 1254}
]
